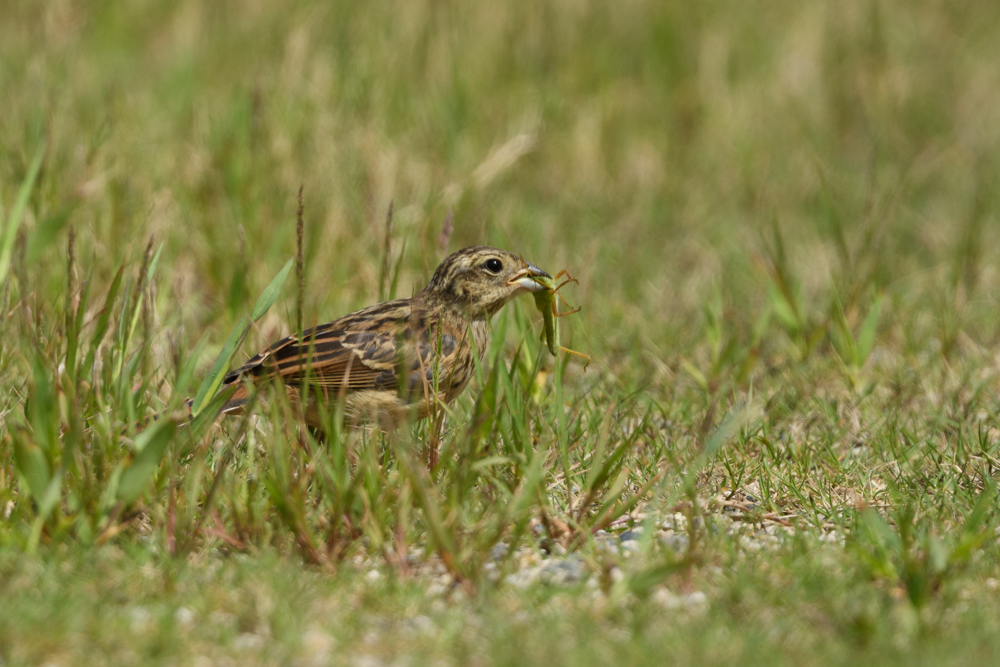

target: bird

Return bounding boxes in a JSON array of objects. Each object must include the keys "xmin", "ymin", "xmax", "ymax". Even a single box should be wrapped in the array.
[{"xmin": 217, "ymin": 246, "xmax": 550, "ymax": 429}]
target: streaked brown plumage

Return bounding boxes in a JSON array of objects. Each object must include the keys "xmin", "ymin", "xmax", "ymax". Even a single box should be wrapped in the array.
[{"xmin": 220, "ymin": 246, "xmax": 550, "ymax": 428}]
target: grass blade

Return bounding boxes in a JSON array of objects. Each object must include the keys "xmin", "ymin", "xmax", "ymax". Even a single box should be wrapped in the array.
[
  {"xmin": 0, "ymin": 143, "xmax": 45, "ymax": 284},
  {"xmin": 190, "ymin": 315, "xmax": 247, "ymax": 417},
  {"xmin": 251, "ymin": 258, "xmax": 293, "ymax": 322},
  {"xmin": 192, "ymin": 257, "xmax": 293, "ymax": 416},
  {"xmin": 115, "ymin": 418, "xmax": 177, "ymax": 505}
]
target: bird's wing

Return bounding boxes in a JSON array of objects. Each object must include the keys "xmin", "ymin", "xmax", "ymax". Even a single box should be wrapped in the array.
[{"xmin": 225, "ymin": 302, "xmax": 414, "ymax": 394}]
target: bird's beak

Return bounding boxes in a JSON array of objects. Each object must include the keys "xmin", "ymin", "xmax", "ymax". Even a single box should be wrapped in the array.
[{"xmin": 508, "ymin": 263, "xmax": 551, "ymax": 292}]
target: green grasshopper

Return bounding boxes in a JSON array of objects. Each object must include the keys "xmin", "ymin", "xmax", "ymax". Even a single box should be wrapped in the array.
[{"xmin": 532, "ymin": 270, "xmax": 590, "ymax": 370}]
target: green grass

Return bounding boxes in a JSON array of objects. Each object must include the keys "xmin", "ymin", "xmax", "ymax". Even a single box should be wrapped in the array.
[{"xmin": 4, "ymin": 0, "xmax": 1000, "ymax": 664}]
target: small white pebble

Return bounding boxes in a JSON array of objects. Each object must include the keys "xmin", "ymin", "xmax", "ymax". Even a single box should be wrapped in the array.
[
  {"xmin": 233, "ymin": 633, "xmax": 264, "ymax": 651},
  {"xmin": 175, "ymin": 607, "xmax": 195, "ymax": 627},
  {"xmin": 425, "ymin": 580, "xmax": 448, "ymax": 597},
  {"xmin": 128, "ymin": 606, "xmax": 153, "ymax": 631}
]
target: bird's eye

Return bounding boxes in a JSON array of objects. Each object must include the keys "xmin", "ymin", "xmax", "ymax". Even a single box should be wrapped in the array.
[{"xmin": 484, "ymin": 258, "xmax": 503, "ymax": 274}]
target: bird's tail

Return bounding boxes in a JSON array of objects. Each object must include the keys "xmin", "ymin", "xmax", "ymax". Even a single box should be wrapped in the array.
[{"xmin": 129, "ymin": 378, "xmax": 251, "ymax": 434}]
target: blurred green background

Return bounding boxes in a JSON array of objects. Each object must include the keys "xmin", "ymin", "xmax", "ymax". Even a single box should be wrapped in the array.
[{"xmin": 7, "ymin": 0, "xmax": 1000, "ymax": 369}]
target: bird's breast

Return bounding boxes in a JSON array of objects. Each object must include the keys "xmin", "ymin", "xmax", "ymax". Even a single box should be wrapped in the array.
[{"xmin": 470, "ymin": 319, "xmax": 491, "ymax": 360}]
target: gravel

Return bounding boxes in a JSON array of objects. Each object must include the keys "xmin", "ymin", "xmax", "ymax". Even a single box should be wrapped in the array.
[{"xmin": 371, "ymin": 494, "xmax": 841, "ymax": 604}]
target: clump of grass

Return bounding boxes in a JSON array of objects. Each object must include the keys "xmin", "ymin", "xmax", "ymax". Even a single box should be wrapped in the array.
[{"xmin": 4, "ymin": 201, "xmax": 645, "ymax": 594}]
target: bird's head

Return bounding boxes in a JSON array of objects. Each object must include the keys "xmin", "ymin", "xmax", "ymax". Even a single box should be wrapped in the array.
[{"xmin": 423, "ymin": 246, "xmax": 550, "ymax": 319}]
